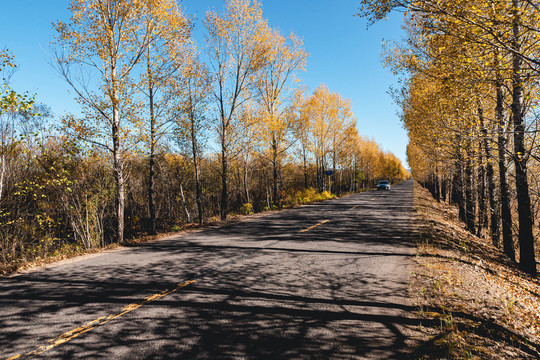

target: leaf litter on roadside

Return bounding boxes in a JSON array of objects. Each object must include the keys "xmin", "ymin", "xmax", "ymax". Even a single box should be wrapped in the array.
[{"xmin": 410, "ymin": 183, "xmax": 540, "ymax": 359}]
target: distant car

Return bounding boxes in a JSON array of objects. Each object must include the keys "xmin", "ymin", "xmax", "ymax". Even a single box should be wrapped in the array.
[{"xmin": 376, "ymin": 180, "xmax": 391, "ymax": 190}]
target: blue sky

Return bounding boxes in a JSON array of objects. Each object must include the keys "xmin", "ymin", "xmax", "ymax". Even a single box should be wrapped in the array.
[{"xmin": 0, "ymin": 0, "xmax": 408, "ymax": 166}]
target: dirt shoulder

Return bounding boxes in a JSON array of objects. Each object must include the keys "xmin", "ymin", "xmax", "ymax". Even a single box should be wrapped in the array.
[{"xmin": 410, "ymin": 183, "xmax": 540, "ymax": 359}]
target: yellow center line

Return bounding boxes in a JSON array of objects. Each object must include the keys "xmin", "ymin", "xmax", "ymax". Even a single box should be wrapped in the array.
[
  {"xmin": 300, "ymin": 219, "xmax": 329, "ymax": 233},
  {"xmin": 6, "ymin": 279, "xmax": 196, "ymax": 360},
  {"xmin": 10, "ymin": 217, "xmax": 332, "ymax": 359}
]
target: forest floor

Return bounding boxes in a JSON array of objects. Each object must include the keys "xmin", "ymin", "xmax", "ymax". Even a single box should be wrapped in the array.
[{"xmin": 410, "ymin": 183, "xmax": 540, "ymax": 359}]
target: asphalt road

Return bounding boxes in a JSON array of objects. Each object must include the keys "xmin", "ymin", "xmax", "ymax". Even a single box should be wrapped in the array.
[{"xmin": 1, "ymin": 179, "xmax": 419, "ymax": 359}]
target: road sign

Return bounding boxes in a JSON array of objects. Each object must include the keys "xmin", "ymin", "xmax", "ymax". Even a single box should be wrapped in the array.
[{"xmin": 325, "ymin": 170, "xmax": 333, "ymax": 176}]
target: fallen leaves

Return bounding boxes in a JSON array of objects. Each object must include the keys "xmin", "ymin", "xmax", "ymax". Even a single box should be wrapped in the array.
[{"xmin": 410, "ymin": 183, "xmax": 540, "ymax": 359}]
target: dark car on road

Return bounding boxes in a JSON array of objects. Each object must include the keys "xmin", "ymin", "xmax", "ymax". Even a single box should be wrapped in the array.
[{"xmin": 376, "ymin": 180, "xmax": 391, "ymax": 190}]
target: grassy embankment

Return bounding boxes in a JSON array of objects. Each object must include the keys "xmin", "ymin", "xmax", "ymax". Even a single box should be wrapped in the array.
[{"xmin": 410, "ymin": 183, "xmax": 540, "ymax": 359}]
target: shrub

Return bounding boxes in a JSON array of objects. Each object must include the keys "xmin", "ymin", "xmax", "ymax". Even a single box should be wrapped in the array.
[
  {"xmin": 240, "ymin": 203, "xmax": 253, "ymax": 215},
  {"xmin": 321, "ymin": 190, "xmax": 335, "ymax": 200},
  {"xmin": 280, "ymin": 187, "xmax": 336, "ymax": 207}
]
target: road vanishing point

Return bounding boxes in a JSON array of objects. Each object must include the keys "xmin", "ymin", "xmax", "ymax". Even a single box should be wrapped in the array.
[{"xmin": 1, "ymin": 180, "xmax": 420, "ymax": 359}]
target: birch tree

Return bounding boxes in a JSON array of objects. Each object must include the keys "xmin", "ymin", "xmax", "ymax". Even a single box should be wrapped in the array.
[
  {"xmin": 254, "ymin": 30, "xmax": 307, "ymax": 207},
  {"xmin": 204, "ymin": 0, "xmax": 271, "ymax": 220},
  {"xmin": 174, "ymin": 61, "xmax": 211, "ymax": 225},
  {"xmin": 138, "ymin": 0, "xmax": 191, "ymax": 234},
  {"xmin": 294, "ymin": 91, "xmax": 313, "ymax": 189},
  {"xmin": 54, "ymin": 0, "xmax": 159, "ymax": 243}
]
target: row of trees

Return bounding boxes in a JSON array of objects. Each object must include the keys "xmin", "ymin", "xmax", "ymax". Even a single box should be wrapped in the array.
[
  {"xmin": 359, "ymin": 0, "xmax": 540, "ymax": 276},
  {"xmin": 0, "ymin": 0, "xmax": 408, "ymax": 269}
]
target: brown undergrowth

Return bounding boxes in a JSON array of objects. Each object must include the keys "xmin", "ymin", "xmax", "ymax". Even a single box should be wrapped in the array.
[
  {"xmin": 410, "ymin": 183, "xmax": 540, "ymax": 359},
  {"xmin": 1, "ymin": 189, "xmax": 347, "ymax": 277}
]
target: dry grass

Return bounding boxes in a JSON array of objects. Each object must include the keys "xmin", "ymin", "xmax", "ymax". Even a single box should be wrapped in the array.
[{"xmin": 410, "ymin": 183, "xmax": 540, "ymax": 359}]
